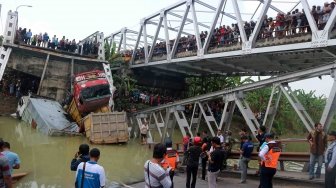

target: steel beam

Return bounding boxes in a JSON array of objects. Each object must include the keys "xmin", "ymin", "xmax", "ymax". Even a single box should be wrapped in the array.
[
  {"xmin": 147, "ymin": 20, "xmax": 193, "ymax": 36},
  {"xmin": 203, "ymin": 0, "xmax": 226, "ymax": 54},
  {"xmin": 249, "ymin": 0, "xmax": 271, "ymax": 48},
  {"xmin": 195, "ymin": 0, "xmax": 236, "ymax": 20},
  {"xmin": 301, "ymin": 0, "xmax": 318, "ymax": 34},
  {"xmin": 171, "ymin": 4, "xmax": 191, "ymax": 58},
  {"xmin": 190, "ymin": 1, "xmax": 202, "ymax": 54},
  {"xmin": 234, "ymin": 96, "xmax": 258, "ymax": 140},
  {"xmin": 231, "ymin": 0, "xmax": 247, "ymax": 43},
  {"xmin": 279, "ymin": 84, "xmax": 313, "ymax": 132},
  {"xmin": 325, "ymin": 7, "xmax": 336, "ymax": 38},
  {"xmin": 167, "ymin": 11, "xmax": 210, "ymax": 29},
  {"xmin": 197, "ymin": 102, "xmax": 216, "ymax": 136},
  {"xmin": 258, "ymin": 0, "xmax": 284, "ymax": 14},
  {"xmin": 135, "ymin": 60, "xmax": 336, "ymax": 115},
  {"xmin": 148, "ymin": 17, "xmax": 163, "ymax": 61},
  {"xmin": 142, "ymin": 22, "xmax": 149, "ymax": 63},
  {"xmin": 321, "ymin": 72, "xmax": 336, "ymax": 131},
  {"xmin": 163, "ymin": 13, "xmax": 171, "ymax": 60},
  {"xmin": 131, "ymin": 25, "xmax": 143, "ymax": 64},
  {"xmin": 37, "ymin": 54, "xmax": 50, "ymax": 95}
]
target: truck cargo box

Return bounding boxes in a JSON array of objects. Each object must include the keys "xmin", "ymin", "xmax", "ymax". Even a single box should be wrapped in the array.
[{"xmin": 83, "ymin": 112, "xmax": 129, "ymax": 144}]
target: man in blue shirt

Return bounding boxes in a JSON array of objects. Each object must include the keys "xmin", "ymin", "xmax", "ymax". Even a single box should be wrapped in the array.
[
  {"xmin": 75, "ymin": 148, "xmax": 105, "ymax": 188},
  {"xmin": 1, "ymin": 142, "xmax": 20, "ymax": 175},
  {"xmin": 239, "ymin": 135, "xmax": 254, "ymax": 183}
]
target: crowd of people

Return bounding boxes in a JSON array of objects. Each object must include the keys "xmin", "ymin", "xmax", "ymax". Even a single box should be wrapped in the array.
[
  {"xmin": 141, "ymin": 122, "xmax": 336, "ymax": 188},
  {"xmin": 121, "ymin": 1, "xmax": 335, "ymax": 62},
  {"xmin": 14, "ymin": 28, "xmax": 100, "ymax": 57}
]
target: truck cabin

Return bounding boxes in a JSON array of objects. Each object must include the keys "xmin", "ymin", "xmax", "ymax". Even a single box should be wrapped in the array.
[{"xmin": 73, "ymin": 70, "xmax": 111, "ymax": 114}]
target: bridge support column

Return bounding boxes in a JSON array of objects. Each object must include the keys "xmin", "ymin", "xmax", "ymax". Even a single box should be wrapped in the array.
[
  {"xmin": 151, "ymin": 111, "xmax": 166, "ymax": 138},
  {"xmin": 0, "ymin": 47, "xmax": 12, "ymax": 81},
  {"xmin": 37, "ymin": 54, "xmax": 50, "ymax": 95},
  {"xmin": 190, "ymin": 102, "xmax": 202, "ymax": 134},
  {"xmin": 196, "ymin": 102, "xmax": 218, "ymax": 137},
  {"xmin": 234, "ymin": 92, "xmax": 259, "ymax": 140},
  {"xmin": 321, "ymin": 71, "xmax": 336, "ymax": 132},
  {"xmin": 263, "ymin": 84, "xmax": 282, "ymax": 132},
  {"xmin": 279, "ymin": 84, "xmax": 313, "ymax": 132}
]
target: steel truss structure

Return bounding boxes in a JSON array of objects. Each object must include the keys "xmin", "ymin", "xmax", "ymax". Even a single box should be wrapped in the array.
[
  {"xmin": 130, "ymin": 61, "xmax": 336, "ymax": 142},
  {"xmin": 107, "ymin": 0, "xmax": 336, "ymax": 76}
]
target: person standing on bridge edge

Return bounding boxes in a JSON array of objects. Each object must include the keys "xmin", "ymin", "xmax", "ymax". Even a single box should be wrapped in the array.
[
  {"xmin": 325, "ymin": 130, "xmax": 336, "ymax": 188},
  {"xmin": 258, "ymin": 133, "xmax": 281, "ymax": 188},
  {"xmin": 307, "ymin": 122, "xmax": 327, "ymax": 180}
]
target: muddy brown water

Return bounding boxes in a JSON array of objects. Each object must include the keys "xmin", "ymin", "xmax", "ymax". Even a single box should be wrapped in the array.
[{"xmin": 0, "ymin": 116, "xmax": 151, "ymax": 187}]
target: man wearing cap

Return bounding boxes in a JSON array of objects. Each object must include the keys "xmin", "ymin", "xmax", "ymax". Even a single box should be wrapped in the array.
[
  {"xmin": 185, "ymin": 136, "xmax": 202, "ymax": 188},
  {"xmin": 325, "ymin": 130, "xmax": 336, "ymax": 188},
  {"xmin": 258, "ymin": 133, "xmax": 281, "ymax": 188},
  {"xmin": 307, "ymin": 123, "xmax": 327, "ymax": 180}
]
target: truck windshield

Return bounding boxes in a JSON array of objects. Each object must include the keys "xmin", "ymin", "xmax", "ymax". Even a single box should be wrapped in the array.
[{"xmin": 80, "ymin": 84, "xmax": 111, "ymax": 100}]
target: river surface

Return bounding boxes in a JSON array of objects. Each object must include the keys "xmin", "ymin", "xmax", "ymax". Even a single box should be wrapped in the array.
[{"xmin": 0, "ymin": 116, "xmax": 151, "ymax": 188}]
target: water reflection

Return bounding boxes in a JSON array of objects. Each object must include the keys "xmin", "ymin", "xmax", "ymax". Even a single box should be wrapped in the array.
[{"xmin": 0, "ymin": 116, "xmax": 151, "ymax": 187}]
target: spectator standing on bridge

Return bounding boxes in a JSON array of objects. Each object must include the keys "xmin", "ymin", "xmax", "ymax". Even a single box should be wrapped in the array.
[
  {"xmin": 258, "ymin": 133, "xmax": 281, "ymax": 188},
  {"xmin": 307, "ymin": 122, "xmax": 327, "ymax": 180},
  {"xmin": 239, "ymin": 135, "xmax": 254, "ymax": 183},
  {"xmin": 325, "ymin": 130, "xmax": 336, "ymax": 188},
  {"xmin": 25, "ymin": 29, "xmax": 32, "ymax": 45}
]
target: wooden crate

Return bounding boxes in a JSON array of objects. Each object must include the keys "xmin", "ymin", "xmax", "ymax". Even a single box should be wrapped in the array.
[{"xmin": 83, "ymin": 112, "xmax": 129, "ymax": 144}]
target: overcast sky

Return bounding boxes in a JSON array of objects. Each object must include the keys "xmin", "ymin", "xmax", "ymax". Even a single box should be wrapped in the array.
[{"xmin": 0, "ymin": 0, "xmax": 333, "ymax": 97}]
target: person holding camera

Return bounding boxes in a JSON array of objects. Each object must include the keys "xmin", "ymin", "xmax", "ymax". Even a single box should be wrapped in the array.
[
  {"xmin": 144, "ymin": 143, "xmax": 172, "ymax": 188},
  {"xmin": 71, "ymin": 144, "xmax": 90, "ymax": 171}
]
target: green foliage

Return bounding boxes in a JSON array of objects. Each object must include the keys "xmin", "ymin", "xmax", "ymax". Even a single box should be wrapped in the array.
[
  {"xmin": 185, "ymin": 75, "xmax": 253, "ymax": 97},
  {"xmin": 105, "ymin": 40, "xmax": 136, "ymax": 111}
]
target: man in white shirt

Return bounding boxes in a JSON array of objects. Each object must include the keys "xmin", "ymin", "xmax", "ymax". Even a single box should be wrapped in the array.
[{"xmin": 144, "ymin": 143, "xmax": 172, "ymax": 188}]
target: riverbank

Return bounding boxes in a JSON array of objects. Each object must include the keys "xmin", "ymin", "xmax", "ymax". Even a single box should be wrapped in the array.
[{"xmin": 0, "ymin": 93, "xmax": 17, "ymax": 115}]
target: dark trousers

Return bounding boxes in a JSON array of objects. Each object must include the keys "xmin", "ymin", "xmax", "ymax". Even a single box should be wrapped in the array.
[
  {"xmin": 201, "ymin": 157, "xmax": 207, "ymax": 180},
  {"xmin": 186, "ymin": 165, "xmax": 198, "ymax": 188},
  {"xmin": 259, "ymin": 166, "xmax": 276, "ymax": 188},
  {"xmin": 325, "ymin": 164, "xmax": 336, "ymax": 188},
  {"xmin": 170, "ymin": 170, "xmax": 175, "ymax": 188}
]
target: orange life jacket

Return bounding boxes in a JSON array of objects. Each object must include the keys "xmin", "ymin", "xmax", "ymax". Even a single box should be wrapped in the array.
[
  {"xmin": 262, "ymin": 142, "xmax": 281, "ymax": 169},
  {"xmin": 161, "ymin": 149, "xmax": 178, "ymax": 170}
]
